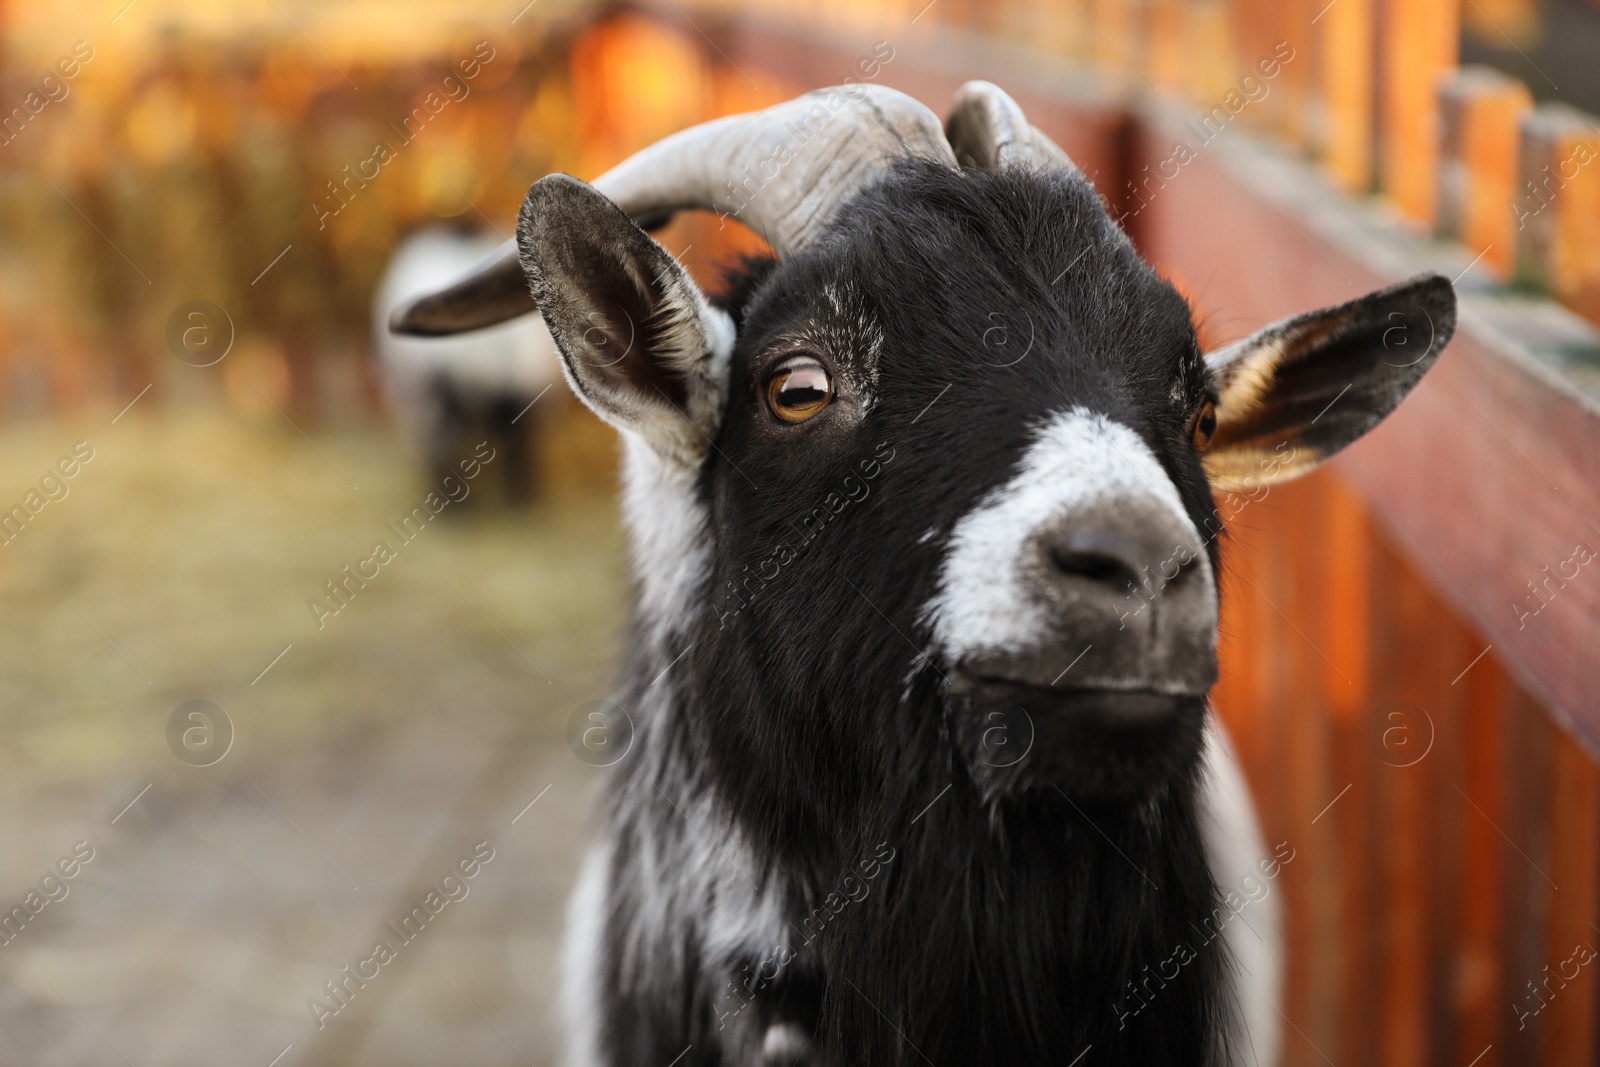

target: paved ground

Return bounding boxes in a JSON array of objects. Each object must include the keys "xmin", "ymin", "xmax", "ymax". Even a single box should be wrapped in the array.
[{"xmin": 0, "ymin": 408, "xmax": 629, "ymax": 1066}]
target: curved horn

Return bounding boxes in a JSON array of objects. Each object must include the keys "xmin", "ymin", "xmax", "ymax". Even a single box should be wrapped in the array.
[
  {"xmin": 386, "ymin": 238, "xmax": 533, "ymax": 336},
  {"xmin": 945, "ymin": 80, "xmax": 1078, "ymax": 174},
  {"xmin": 391, "ymin": 85, "xmax": 955, "ymax": 336},
  {"xmin": 593, "ymin": 84, "xmax": 956, "ymax": 255}
]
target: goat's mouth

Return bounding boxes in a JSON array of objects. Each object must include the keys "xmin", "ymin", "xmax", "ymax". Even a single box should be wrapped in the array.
[
  {"xmin": 949, "ymin": 670, "xmax": 1208, "ymax": 803},
  {"xmin": 956, "ymin": 673, "xmax": 1201, "ymax": 720}
]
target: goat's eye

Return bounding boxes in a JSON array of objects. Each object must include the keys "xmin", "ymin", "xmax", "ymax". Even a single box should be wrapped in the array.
[
  {"xmin": 767, "ymin": 359, "xmax": 833, "ymax": 423},
  {"xmin": 1188, "ymin": 399, "xmax": 1218, "ymax": 450}
]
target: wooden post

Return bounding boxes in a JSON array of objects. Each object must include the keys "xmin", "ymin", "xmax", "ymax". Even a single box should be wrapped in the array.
[
  {"xmin": 1144, "ymin": 0, "xmax": 1187, "ymax": 92},
  {"xmin": 1276, "ymin": 0, "xmax": 1316, "ymax": 149},
  {"xmin": 1228, "ymin": 0, "xmax": 1285, "ymax": 131},
  {"xmin": 1436, "ymin": 67, "xmax": 1532, "ymax": 280},
  {"xmin": 1185, "ymin": 0, "xmax": 1237, "ymax": 104},
  {"xmin": 1032, "ymin": 0, "xmax": 1087, "ymax": 63},
  {"xmin": 1514, "ymin": 104, "xmax": 1600, "ymax": 327},
  {"xmin": 1378, "ymin": 0, "xmax": 1459, "ymax": 222},
  {"xmin": 1316, "ymin": 0, "xmax": 1374, "ymax": 193},
  {"xmin": 1461, "ymin": 0, "xmax": 1540, "ymax": 44},
  {"xmin": 1087, "ymin": 0, "xmax": 1137, "ymax": 83}
]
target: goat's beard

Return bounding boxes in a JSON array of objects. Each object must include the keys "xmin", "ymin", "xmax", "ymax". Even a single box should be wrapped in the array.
[{"xmin": 950, "ymin": 684, "xmax": 1209, "ymax": 807}]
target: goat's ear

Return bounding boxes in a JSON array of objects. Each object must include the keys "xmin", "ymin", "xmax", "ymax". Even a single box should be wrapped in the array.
[
  {"xmin": 517, "ymin": 173, "xmax": 735, "ymax": 465},
  {"xmin": 1199, "ymin": 273, "xmax": 1455, "ymax": 493}
]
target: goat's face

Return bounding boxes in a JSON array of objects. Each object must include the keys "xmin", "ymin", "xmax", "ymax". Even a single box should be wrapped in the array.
[
  {"xmin": 708, "ymin": 163, "xmax": 1234, "ymax": 803},
  {"xmin": 398, "ymin": 86, "xmax": 1454, "ymax": 810}
]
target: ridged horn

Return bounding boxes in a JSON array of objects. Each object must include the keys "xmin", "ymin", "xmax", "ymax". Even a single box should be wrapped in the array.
[
  {"xmin": 944, "ymin": 80, "xmax": 1079, "ymax": 174},
  {"xmin": 391, "ymin": 85, "xmax": 956, "ymax": 336}
]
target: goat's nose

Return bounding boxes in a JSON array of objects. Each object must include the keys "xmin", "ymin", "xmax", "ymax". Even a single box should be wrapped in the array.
[
  {"xmin": 1029, "ymin": 496, "xmax": 1216, "ymax": 691},
  {"xmin": 1042, "ymin": 503, "xmax": 1200, "ymax": 603}
]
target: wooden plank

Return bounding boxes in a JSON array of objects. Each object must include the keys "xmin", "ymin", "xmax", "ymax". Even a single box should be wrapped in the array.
[
  {"xmin": 1214, "ymin": 483, "xmax": 1289, "ymax": 838},
  {"xmin": 1498, "ymin": 684, "xmax": 1557, "ymax": 1063},
  {"xmin": 1320, "ymin": 478, "xmax": 1381, "ymax": 1065},
  {"xmin": 1321, "ymin": 476, "xmax": 1371, "ymax": 720},
  {"xmin": 1213, "ymin": 536, "xmax": 1272, "ymax": 794},
  {"xmin": 1371, "ymin": 530, "xmax": 1432, "ymax": 1066},
  {"xmin": 1270, "ymin": 478, "xmax": 1323, "ymax": 1065},
  {"xmin": 1284, "ymin": 474, "xmax": 1342, "ymax": 1056},
  {"xmin": 1454, "ymin": 656, "xmax": 1510, "ymax": 1066},
  {"xmin": 1540, "ymin": 726, "xmax": 1600, "ymax": 1066},
  {"xmin": 1420, "ymin": 592, "xmax": 1473, "ymax": 1066},
  {"xmin": 1209, "ymin": 476, "xmax": 1319, "ymax": 1059}
]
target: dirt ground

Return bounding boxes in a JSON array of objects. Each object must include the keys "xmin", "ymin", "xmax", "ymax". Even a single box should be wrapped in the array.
[{"xmin": 0, "ymin": 406, "xmax": 631, "ymax": 1066}]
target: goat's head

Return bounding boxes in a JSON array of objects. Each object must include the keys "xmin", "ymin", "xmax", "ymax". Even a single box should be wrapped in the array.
[{"xmin": 394, "ymin": 83, "xmax": 1454, "ymax": 809}]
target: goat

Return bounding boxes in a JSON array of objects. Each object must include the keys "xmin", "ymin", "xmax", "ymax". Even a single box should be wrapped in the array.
[
  {"xmin": 372, "ymin": 226, "xmax": 561, "ymax": 501},
  {"xmin": 392, "ymin": 82, "xmax": 1455, "ymax": 1065}
]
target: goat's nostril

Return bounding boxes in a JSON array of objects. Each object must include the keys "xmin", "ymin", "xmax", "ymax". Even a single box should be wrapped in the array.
[{"xmin": 1049, "ymin": 547, "xmax": 1138, "ymax": 589}]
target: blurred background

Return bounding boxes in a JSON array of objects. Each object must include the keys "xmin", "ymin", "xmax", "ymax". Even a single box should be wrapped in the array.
[{"xmin": 0, "ymin": 0, "xmax": 1596, "ymax": 1064}]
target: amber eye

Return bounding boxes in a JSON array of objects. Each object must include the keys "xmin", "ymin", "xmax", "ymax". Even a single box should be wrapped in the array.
[
  {"xmin": 1188, "ymin": 399, "xmax": 1218, "ymax": 450},
  {"xmin": 767, "ymin": 358, "xmax": 833, "ymax": 423}
]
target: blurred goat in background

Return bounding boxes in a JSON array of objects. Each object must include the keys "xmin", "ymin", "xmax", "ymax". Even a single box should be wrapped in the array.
[{"xmin": 373, "ymin": 227, "xmax": 561, "ymax": 503}]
